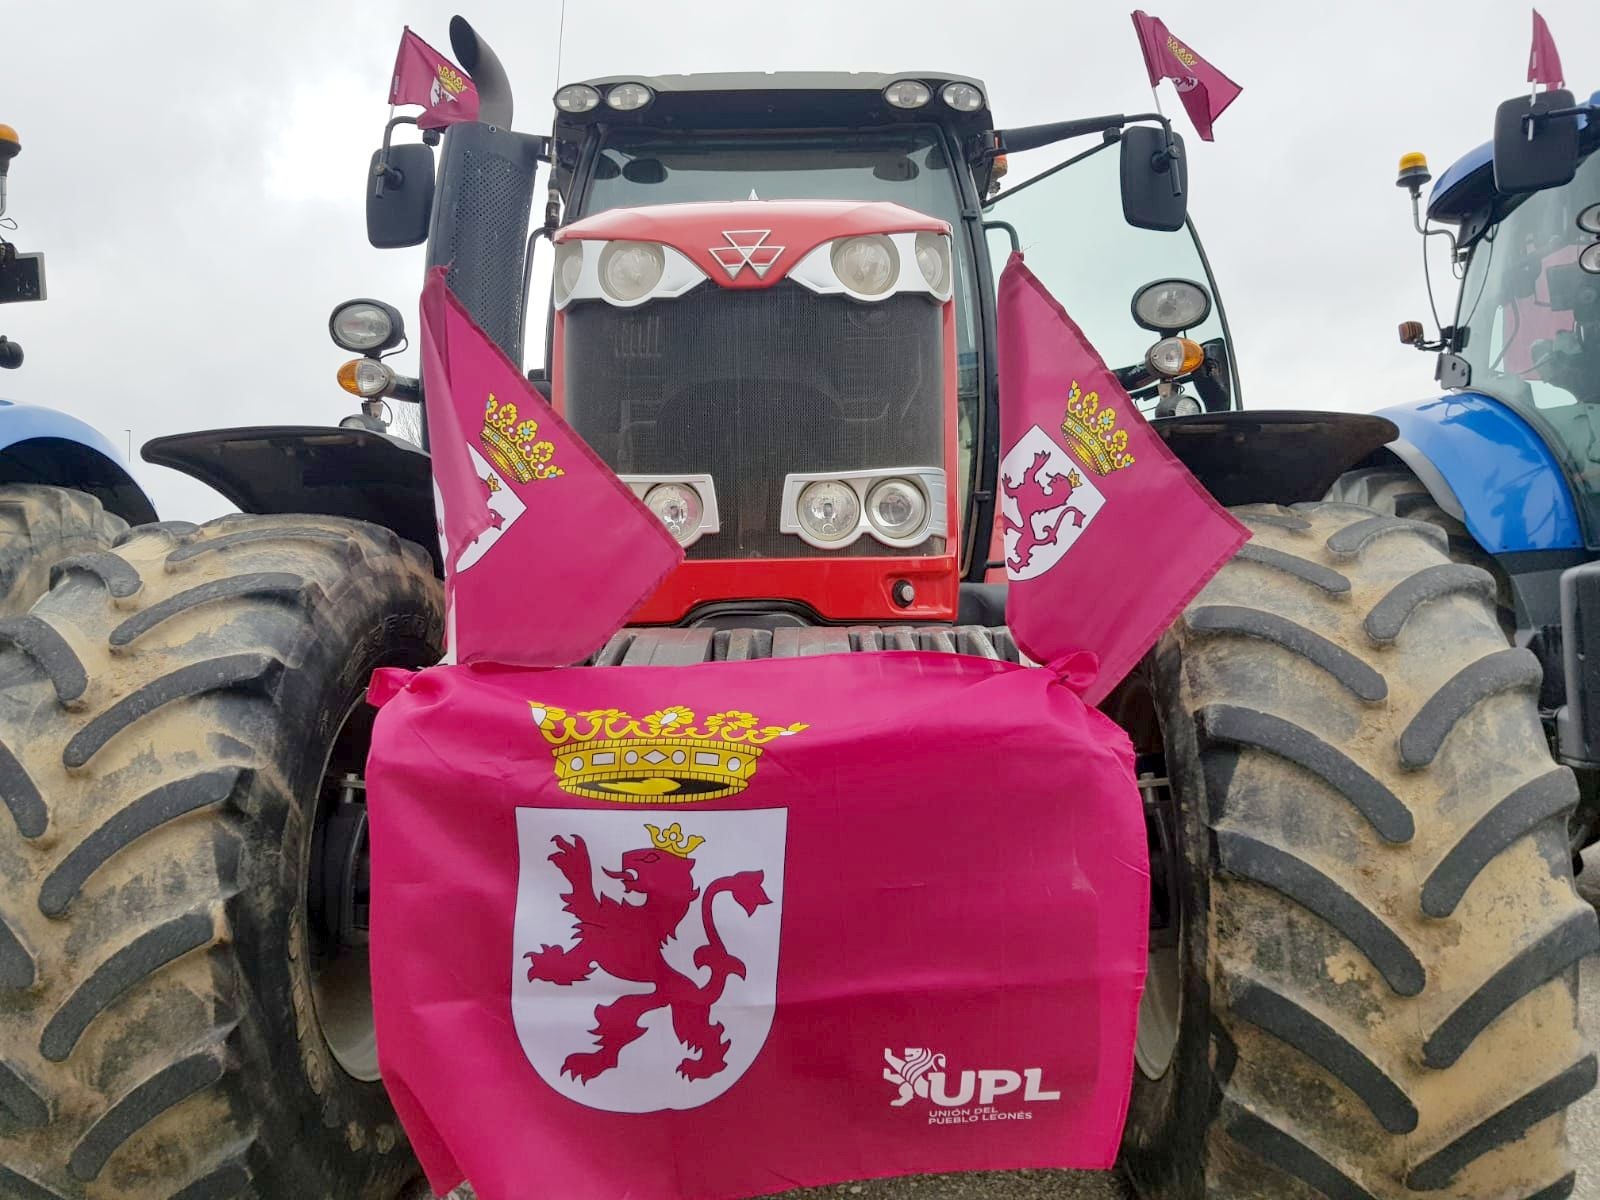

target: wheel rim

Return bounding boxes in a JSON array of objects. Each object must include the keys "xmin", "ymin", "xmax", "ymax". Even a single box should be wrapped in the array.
[
  {"xmin": 307, "ymin": 698, "xmax": 382, "ymax": 1082},
  {"xmin": 1106, "ymin": 672, "xmax": 1184, "ymax": 1082}
]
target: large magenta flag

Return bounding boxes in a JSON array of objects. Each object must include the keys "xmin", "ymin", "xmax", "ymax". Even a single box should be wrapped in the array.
[
  {"xmin": 366, "ymin": 651, "xmax": 1149, "ymax": 1200},
  {"xmin": 1130, "ymin": 11, "xmax": 1242, "ymax": 141},
  {"xmin": 1528, "ymin": 9, "xmax": 1565, "ymax": 88},
  {"xmin": 390, "ymin": 27, "xmax": 481, "ymax": 130},
  {"xmin": 997, "ymin": 254, "xmax": 1247, "ymax": 702},
  {"xmin": 420, "ymin": 269, "xmax": 682, "ymax": 664}
]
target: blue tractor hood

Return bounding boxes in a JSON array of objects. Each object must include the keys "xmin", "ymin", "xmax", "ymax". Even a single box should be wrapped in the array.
[{"xmin": 1427, "ymin": 89, "xmax": 1598, "ymax": 226}]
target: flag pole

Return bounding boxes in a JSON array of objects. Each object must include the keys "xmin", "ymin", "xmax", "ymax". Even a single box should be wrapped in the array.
[{"xmin": 1150, "ymin": 82, "xmax": 1165, "ymax": 118}]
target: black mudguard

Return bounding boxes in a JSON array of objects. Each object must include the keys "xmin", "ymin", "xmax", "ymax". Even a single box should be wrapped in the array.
[
  {"xmin": 143, "ymin": 426, "xmax": 443, "ymax": 573},
  {"xmin": 1156, "ymin": 410, "xmax": 1399, "ymax": 507}
]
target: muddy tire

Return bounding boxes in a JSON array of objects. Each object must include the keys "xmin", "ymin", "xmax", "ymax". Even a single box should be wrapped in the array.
[
  {"xmin": 1325, "ymin": 466, "xmax": 1513, "ymax": 628},
  {"xmin": 0, "ymin": 515, "xmax": 443, "ymax": 1198},
  {"xmin": 1121, "ymin": 502, "xmax": 1597, "ymax": 1198},
  {"xmin": 0, "ymin": 485, "xmax": 129, "ymax": 616}
]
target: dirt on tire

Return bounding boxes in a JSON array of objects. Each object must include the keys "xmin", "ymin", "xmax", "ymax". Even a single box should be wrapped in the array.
[
  {"xmin": 0, "ymin": 514, "xmax": 442, "ymax": 1198},
  {"xmin": 1122, "ymin": 501, "xmax": 1597, "ymax": 1198}
]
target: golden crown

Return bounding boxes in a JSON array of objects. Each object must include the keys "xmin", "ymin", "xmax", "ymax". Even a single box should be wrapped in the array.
[
  {"xmin": 528, "ymin": 702, "xmax": 809, "ymax": 801},
  {"xmin": 1061, "ymin": 381, "xmax": 1134, "ymax": 475},
  {"xmin": 482, "ymin": 394, "xmax": 564, "ymax": 485},
  {"xmin": 646, "ymin": 822, "xmax": 704, "ymax": 858}
]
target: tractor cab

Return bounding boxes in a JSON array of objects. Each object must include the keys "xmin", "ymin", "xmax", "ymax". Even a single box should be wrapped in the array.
[{"xmin": 364, "ymin": 53, "xmax": 1240, "ymax": 628}]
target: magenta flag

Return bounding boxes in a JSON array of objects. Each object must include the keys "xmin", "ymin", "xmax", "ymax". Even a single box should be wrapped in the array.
[
  {"xmin": 1528, "ymin": 9, "xmax": 1565, "ymax": 88},
  {"xmin": 366, "ymin": 651, "xmax": 1149, "ymax": 1200},
  {"xmin": 420, "ymin": 269, "xmax": 682, "ymax": 665},
  {"xmin": 390, "ymin": 27, "xmax": 481, "ymax": 130},
  {"xmin": 1130, "ymin": 10, "xmax": 1242, "ymax": 141},
  {"xmin": 997, "ymin": 254, "xmax": 1247, "ymax": 703}
]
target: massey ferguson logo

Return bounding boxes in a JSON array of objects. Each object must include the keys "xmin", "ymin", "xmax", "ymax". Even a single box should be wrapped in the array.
[
  {"xmin": 883, "ymin": 1048, "xmax": 1060, "ymax": 1123},
  {"xmin": 710, "ymin": 229, "xmax": 784, "ymax": 279}
]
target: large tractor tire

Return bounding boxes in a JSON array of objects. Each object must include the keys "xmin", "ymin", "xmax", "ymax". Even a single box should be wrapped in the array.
[
  {"xmin": 0, "ymin": 485, "xmax": 129, "ymax": 616},
  {"xmin": 1120, "ymin": 502, "xmax": 1597, "ymax": 1198},
  {"xmin": 0, "ymin": 515, "xmax": 443, "ymax": 1198}
]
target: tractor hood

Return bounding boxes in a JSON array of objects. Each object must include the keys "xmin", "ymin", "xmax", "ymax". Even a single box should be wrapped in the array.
[{"xmin": 554, "ymin": 200, "xmax": 948, "ymax": 292}]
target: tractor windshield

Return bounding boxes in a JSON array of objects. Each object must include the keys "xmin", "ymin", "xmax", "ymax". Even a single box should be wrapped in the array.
[{"xmin": 1456, "ymin": 150, "xmax": 1600, "ymax": 501}]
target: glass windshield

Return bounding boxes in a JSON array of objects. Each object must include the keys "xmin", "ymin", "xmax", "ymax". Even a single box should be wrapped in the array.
[
  {"xmin": 577, "ymin": 128, "xmax": 982, "ymax": 510},
  {"xmin": 1457, "ymin": 150, "xmax": 1600, "ymax": 514},
  {"xmin": 984, "ymin": 141, "xmax": 1232, "ymax": 413}
]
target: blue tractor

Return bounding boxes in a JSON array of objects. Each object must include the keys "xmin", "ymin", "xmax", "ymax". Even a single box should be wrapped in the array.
[
  {"xmin": 0, "ymin": 122, "xmax": 157, "ymax": 613},
  {"xmin": 1329, "ymin": 86, "xmax": 1600, "ymax": 859}
]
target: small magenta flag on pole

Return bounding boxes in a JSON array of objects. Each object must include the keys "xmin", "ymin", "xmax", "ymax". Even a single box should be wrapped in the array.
[
  {"xmin": 997, "ymin": 254, "xmax": 1248, "ymax": 702},
  {"xmin": 1129, "ymin": 11, "xmax": 1242, "ymax": 141},
  {"xmin": 390, "ymin": 27, "xmax": 481, "ymax": 130},
  {"xmin": 1528, "ymin": 9, "xmax": 1565, "ymax": 89},
  {"xmin": 419, "ymin": 269, "xmax": 683, "ymax": 665}
]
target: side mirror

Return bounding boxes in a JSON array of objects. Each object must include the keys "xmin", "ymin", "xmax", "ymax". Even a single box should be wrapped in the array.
[
  {"xmin": 1493, "ymin": 90, "xmax": 1580, "ymax": 195},
  {"xmin": 1120, "ymin": 126, "xmax": 1188, "ymax": 233},
  {"xmin": 366, "ymin": 143, "xmax": 437, "ymax": 250}
]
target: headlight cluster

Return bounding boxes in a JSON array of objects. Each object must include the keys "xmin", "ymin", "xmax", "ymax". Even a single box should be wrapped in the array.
[
  {"xmin": 618, "ymin": 475, "xmax": 720, "ymax": 548},
  {"xmin": 790, "ymin": 231, "xmax": 952, "ymax": 303},
  {"xmin": 780, "ymin": 468, "xmax": 945, "ymax": 550},
  {"xmin": 552, "ymin": 238, "xmax": 707, "ymax": 309},
  {"xmin": 554, "ymin": 81, "xmax": 655, "ymax": 113},
  {"xmin": 882, "ymin": 79, "xmax": 985, "ymax": 113}
]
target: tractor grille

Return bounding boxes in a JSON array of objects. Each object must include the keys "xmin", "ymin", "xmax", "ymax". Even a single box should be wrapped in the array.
[{"xmin": 563, "ymin": 283, "xmax": 945, "ymax": 559}]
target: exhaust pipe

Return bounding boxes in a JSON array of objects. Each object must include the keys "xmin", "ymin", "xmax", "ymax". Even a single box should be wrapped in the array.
[{"xmin": 449, "ymin": 16, "xmax": 514, "ymax": 128}]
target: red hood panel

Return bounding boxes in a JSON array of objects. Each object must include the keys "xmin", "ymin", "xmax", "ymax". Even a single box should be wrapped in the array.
[{"xmin": 556, "ymin": 200, "xmax": 948, "ymax": 288}]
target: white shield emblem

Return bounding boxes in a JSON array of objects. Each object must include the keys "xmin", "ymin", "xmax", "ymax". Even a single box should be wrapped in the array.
[
  {"xmin": 999, "ymin": 425, "xmax": 1106, "ymax": 581},
  {"xmin": 511, "ymin": 806, "xmax": 786, "ymax": 1112}
]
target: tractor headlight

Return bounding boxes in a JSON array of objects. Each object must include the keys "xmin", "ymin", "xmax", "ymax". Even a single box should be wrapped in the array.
[
  {"xmin": 1131, "ymin": 278, "xmax": 1212, "ymax": 333},
  {"xmin": 884, "ymin": 80, "xmax": 932, "ymax": 109},
  {"xmin": 1577, "ymin": 203, "xmax": 1600, "ymax": 235},
  {"xmin": 605, "ymin": 82, "xmax": 654, "ymax": 111},
  {"xmin": 830, "ymin": 235, "xmax": 898, "ymax": 297},
  {"xmin": 336, "ymin": 358, "xmax": 395, "ymax": 398},
  {"xmin": 914, "ymin": 232, "xmax": 950, "ymax": 295},
  {"xmin": 1581, "ymin": 243, "xmax": 1600, "ymax": 275},
  {"xmin": 644, "ymin": 483, "xmax": 703, "ymax": 545},
  {"xmin": 796, "ymin": 480, "xmax": 862, "ymax": 543},
  {"xmin": 329, "ymin": 299, "xmax": 403, "ymax": 353},
  {"xmin": 553, "ymin": 241, "xmax": 584, "ymax": 305},
  {"xmin": 866, "ymin": 478, "xmax": 928, "ymax": 540},
  {"xmin": 1171, "ymin": 395, "xmax": 1203, "ymax": 417},
  {"xmin": 940, "ymin": 82, "xmax": 985, "ymax": 112},
  {"xmin": 554, "ymin": 84, "xmax": 601, "ymax": 113},
  {"xmin": 598, "ymin": 241, "xmax": 665, "ymax": 303}
]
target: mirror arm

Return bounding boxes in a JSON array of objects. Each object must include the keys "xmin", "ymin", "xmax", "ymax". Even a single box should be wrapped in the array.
[{"xmin": 374, "ymin": 115, "xmax": 422, "ymax": 198}]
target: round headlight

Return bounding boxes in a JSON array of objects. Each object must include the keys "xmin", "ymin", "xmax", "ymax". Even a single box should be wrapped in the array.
[
  {"xmin": 605, "ymin": 82, "xmax": 654, "ymax": 111},
  {"xmin": 796, "ymin": 480, "xmax": 861, "ymax": 543},
  {"xmin": 940, "ymin": 82, "xmax": 985, "ymax": 113},
  {"xmin": 1581, "ymin": 242, "xmax": 1600, "ymax": 275},
  {"xmin": 884, "ymin": 80, "xmax": 932, "ymax": 109},
  {"xmin": 1171, "ymin": 395, "xmax": 1204, "ymax": 417},
  {"xmin": 598, "ymin": 241, "xmax": 665, "ymax": 303},
  {"xmin": 336, "ymin": 358, "xmax": 395, "ymax": 398},
  {"xmin": 913, "ymin": 232, "xmax": 950, "ymax": 294},
  {"xmin": 1131, "ymin": 278, "xmax": 1212, "ymax": 333},
  {"xmin": 553, "ymin": 241, "xmax": 584, "ymax": 304},
  {"xmin": 866, "ymin": 478, "xmax": 928, "ymax": 540},
  {"xmin": 830, "ymin": 235, "xmax": 899, "ymax": 297},
  {"xmin": 644, "ymin": 483, "xmax": 703, "ymax": 545},
  {"xmin": 1577, "ymin": 203, "xmax": 1600, "ymax": 235},
  {"xmin": 329, "ymin": 300, "xmax": 402, "ymax": 353},
  {"xmin": 554, "ymin": 84, "xmax": 601, "ymax": 113}
]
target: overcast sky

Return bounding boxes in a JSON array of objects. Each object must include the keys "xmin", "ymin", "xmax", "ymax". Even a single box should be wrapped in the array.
[{"xmin": 2, "ymin": 0, "xmax": 1596, "ymax": 521}]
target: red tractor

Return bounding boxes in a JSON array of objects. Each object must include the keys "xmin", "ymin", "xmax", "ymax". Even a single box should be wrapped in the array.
[{"xmin": 0, "ymin": 18, "xmax": 1591, "ymax": 1200}]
